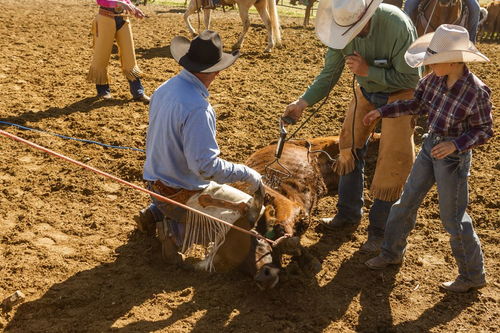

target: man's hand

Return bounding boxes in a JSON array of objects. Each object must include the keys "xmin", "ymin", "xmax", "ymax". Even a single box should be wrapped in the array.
[
  {"xmin": 363, "ymin": 110, "xmax": 381, "ymax": 126},
  {"xmin": 119, "ymin": 1, "xmax": 146, "ymax": 18},
  {"xmin": 431, "ymin": 141, "xmax": 457, "ymax": 159},
  {"xmin": 282, "ymin": 98, "xmax": 308, "ymax": 126},
  {"xmin": 345, "ymin": 51, "xmax": 369, "ymax": 77}
]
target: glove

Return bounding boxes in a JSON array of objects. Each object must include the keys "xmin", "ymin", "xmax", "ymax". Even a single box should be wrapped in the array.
[{"xmin": 245, "ymin": 167, "xmax": 263, "ymax": 194}]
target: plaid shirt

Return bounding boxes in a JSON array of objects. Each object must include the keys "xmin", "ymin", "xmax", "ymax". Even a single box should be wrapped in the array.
[{"xmin": 378, "ymin": 66, "xmax": 493, "ymax": 152}]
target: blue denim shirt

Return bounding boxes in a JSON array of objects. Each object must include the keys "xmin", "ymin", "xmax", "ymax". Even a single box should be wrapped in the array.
[{"xmin": 143, "ymin": 70, "xmax": 255, "ymax": 190}]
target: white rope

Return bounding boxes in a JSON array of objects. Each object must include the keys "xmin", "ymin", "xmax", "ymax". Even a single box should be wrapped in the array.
[{"xmin": 424, "ymin": 0, "xmax": 439, "ymax": 35}]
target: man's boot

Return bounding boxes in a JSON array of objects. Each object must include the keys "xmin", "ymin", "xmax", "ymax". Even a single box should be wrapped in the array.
[{"xmin": 156, "ymin": 219, "xmax": 184, "ymax": 265}]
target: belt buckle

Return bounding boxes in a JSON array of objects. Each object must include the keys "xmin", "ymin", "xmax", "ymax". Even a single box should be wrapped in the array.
[{"xmin": 431, "ymin": 134, "xmax": 441, "ymax": 145}]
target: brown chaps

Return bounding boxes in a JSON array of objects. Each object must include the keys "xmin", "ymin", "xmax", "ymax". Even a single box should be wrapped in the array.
[
  {"xmin": 334, "ymin": 87, "xmax": 416, "ymax": 201},
  {"xmin": 87, "ymin": 12, "xmax": 141, "ymax": 85}
]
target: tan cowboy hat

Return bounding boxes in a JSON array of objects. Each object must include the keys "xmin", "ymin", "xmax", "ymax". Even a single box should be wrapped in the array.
[
  {"xmin": 170, "ymin": 30, "xmax": 240, "ymax": 73},
  {"xmin": 404, "ymin": 24, "xmax": 489, "ymax": 68},
  {"xmin": 315, "ymin": 0, "xmax": 383, "ymax": 49}
]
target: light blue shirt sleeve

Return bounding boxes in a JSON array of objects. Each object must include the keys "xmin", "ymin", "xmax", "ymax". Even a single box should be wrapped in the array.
[{"xmin": 182, "ymin": 106, "xmax": 256, "ymax": 184}]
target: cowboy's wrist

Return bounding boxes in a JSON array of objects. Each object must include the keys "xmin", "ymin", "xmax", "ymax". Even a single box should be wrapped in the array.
[{"xmin": 298, "ymin": 98, "xmax": 308, "ymax": 108}]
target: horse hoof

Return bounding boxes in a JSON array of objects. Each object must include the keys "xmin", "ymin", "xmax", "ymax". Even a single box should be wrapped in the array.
[{"xmin": 264, "ymin": 47, "xmax": 272, "ymax": 53}]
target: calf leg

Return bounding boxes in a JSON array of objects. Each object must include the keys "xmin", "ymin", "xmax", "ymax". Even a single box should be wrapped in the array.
[{"xmin": 295, "ymin": 247, "xmax": 321, "ymax": 277}]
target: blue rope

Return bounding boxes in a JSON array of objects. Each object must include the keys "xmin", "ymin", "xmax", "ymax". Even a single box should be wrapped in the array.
[{"xmin": 0, "ymin": 121, "xmax": 145, "ymax": 153}]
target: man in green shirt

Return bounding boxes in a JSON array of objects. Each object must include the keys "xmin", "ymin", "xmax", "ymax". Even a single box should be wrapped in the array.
[{"xmin": 282, "ymin": 0, "xmax": 421, "ymax": 252}]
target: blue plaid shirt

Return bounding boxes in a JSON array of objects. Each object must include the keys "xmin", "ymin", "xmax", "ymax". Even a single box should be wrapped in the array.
[{"xmin": 378, "ymin": 66, "xmax": 493, "ymax": 152}]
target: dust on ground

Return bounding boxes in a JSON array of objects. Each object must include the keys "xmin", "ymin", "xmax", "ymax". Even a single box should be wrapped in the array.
[{"xmin": 0, "ymin": 1, "xmax": 499, "ymax": 332}]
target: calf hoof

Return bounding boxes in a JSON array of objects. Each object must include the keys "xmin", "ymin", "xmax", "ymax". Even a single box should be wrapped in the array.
[{"xmin": 297, "ymin": 253, "xmax": 321, "ymax": 277}]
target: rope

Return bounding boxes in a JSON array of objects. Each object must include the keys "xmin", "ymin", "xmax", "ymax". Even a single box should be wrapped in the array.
[
  {"xmin": 351, "ymin": 74, "xmax": 358, "ymax": 159},
  {"xmin": 0, "ymin": 121, "xmax": 145, "ymax": 152},
  {"xmin": 0, "ymin": 129, "xmax": 273, "ymax": 244},
  {"xmin": 424, "ymin": 0, "xmax": 439, "ymax": 35}
]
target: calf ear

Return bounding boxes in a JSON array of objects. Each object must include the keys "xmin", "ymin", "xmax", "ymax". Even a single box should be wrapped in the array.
[
  {"xmin": 265, "ymin": 205, "xmax": 276, "ymax": 218},
  {"xmin": 247, "ymin": 185, "xmax": 265, "ymax": 225}
]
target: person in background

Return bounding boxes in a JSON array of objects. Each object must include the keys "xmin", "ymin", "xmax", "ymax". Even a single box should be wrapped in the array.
[
  {"xmin": 364, "ymin": 25, "xmax": 493, "ymax": 293},
  {"xmin": 87, "ymin": 0, "xmax": 150, "ymax": 103},
  {"xmin": 404, "ymin": 0, "xmax": 481, "ymax": 42}
]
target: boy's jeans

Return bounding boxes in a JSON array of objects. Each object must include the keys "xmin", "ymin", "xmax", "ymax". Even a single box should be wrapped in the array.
[
  {"xmin": 404, "ymin": 0, "xmax": 480, "ymax": 42},
  {"xmin": 381, "ymin": 133, "xmax": 485, "ymax": 284}
]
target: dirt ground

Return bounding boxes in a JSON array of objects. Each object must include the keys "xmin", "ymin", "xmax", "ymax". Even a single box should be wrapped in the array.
[{"xmin": 0, "ymin": 0, "xmax": 499, "ymax": 332}]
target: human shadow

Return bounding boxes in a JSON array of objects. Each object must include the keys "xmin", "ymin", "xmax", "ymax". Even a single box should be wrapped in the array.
[
  {"xmin": 5, "ymin": 231, "xmax": 269, "ymax": 332},
  {"xmin": 290, "ymin": 225, "xmax": 400, "ymax": 332},
  {"xmin": 135, "ymin": 44, "xmax": 173, "ymax": 60},
  {"xmin": 394, "ymin": 291, "xmax": 480, "ymax": 332},
  {"xmin": 0, "ymin": 97, "xmax": 128, "ymax": 128},
  {"xmin": 10, "ymin": 224, "xmax": 330, "ymax": 333}
]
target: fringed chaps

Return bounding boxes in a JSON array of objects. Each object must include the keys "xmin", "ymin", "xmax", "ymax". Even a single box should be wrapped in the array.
[
  {"xmin": 335, "ymin": 87, "xmax": 416, "ymax": 201},
  {"xmin": 87, "ymin": 13, "xmax": 142, "ymax": 85},
  {"xmin": 181, "ymin": 183, "xmax": 256, "ymax": 272}
]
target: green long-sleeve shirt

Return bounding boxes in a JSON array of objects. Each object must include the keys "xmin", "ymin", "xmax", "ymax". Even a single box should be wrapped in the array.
[{"xmin": 301, "ymin": 4, "xmax": 421, "ymax": 106}]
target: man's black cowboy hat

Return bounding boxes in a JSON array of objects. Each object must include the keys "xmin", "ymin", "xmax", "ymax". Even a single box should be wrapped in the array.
[{"xmin": 170, "ymin": 30, "xmax": 240, "ymax": 73}]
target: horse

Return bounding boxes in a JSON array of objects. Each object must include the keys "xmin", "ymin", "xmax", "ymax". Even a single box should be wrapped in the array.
[
  {"xmin": 479, "ymin": 1, "xmax": 500, "ymax": 41},
  {"xmin": 412, "ymin": 0, "xmax": 466, "ymax": 36},
  {"xmin": 183, "ymin": 0, "xmax": 282, "ymax": 52}
]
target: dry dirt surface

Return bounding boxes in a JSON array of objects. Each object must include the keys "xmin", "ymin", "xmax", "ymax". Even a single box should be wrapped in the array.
[{"xmin": 1, "ymin": 1, "xmax": 499, "ymax": 332}]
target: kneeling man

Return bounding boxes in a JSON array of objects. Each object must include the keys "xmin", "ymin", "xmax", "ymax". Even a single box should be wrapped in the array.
[{"xmin": 136, "ymin": 31, "xmax": 262, "ymax": 267}]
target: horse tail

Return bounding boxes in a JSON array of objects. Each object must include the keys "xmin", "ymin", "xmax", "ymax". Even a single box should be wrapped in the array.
[
  {"xmin": 267, "ymin": 0, "xmax": 281, "ymax": 45},
  {"xmin": 479, "ymin": 7, "xmax": 488, "ymax": 27}
]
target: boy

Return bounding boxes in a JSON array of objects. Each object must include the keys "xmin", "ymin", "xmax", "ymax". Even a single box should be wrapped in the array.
[{"xmin": 363, "ymin": 24, "xmax": 493, "ymax": 293}]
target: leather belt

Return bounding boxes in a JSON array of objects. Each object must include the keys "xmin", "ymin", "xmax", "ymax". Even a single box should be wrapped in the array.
[
  {"xmin": 98, "ymin": 8, "xmax": 127, "ymax": 17},
  {"xmin": 151, "ymin": 180, "xmax": 201, "ymax": 205}
]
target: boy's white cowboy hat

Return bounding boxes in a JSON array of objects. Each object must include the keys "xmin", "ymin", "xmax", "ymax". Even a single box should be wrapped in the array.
[
  {"xmin": 404, "ymin": 24, "xmax": 489, "ymax": 68},
  {"xmin": 315, "ymin": 0, "xmax": 383, "ymax": 49}
]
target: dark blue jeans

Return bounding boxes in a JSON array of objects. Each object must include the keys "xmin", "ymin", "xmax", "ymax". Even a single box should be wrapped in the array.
[{"xmin": 336, "ymin": 88, "xmax": 395, "ymax": 239}]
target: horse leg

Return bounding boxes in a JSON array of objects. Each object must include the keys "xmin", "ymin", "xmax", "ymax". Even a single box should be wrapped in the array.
[
  {"xmin": 254, "ymin": 0, "xmax": 274, "ymax": 52},
  {"xmin": 304, "ymin": 2, "xmax": 313, "ymax": 27},
  {"xmin": 203, "ymin": 8, "xmax": 212, "ymax": 30},
  {"xmin": 184, "ymin": 0, "xmax": 199, "ymax": 37},
  {"xmin": 232, "ymin": 3, "xmax": 252, "ymax": 51}
]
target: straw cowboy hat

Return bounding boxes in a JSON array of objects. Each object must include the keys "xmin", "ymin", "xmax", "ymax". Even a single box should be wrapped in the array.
[
  {"xmin": 170, "ymin": 30, "xmax": 240, "ymax": 73},
  {"xmin": 405, "ymin": 24, "xmax": 490, "ymax": 68},
  {"xmin": 315, "ymin": 0, "xmax": 383, "ymax": 49}
]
